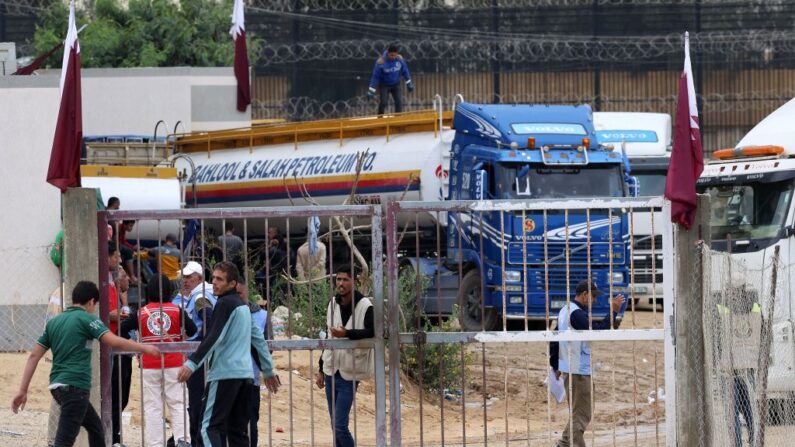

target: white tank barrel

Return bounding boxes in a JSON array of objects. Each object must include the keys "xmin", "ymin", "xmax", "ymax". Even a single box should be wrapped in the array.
[
  {"xmin": 172, "ymin": 112, "xmax": 455, "ymax": 236},
  {"xmin": 82, "ymin": 166, "xmax": 181, "ymax": 243}
]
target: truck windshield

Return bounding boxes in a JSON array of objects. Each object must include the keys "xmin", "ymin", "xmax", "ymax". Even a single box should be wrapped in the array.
[
  {"xmin": 634, "ymin": 172, "xmax": 667, "ymax": 196},
  {"xmin": 498, "ymin": 164, "xmax": 625, "ymax": 199},
  {"xmin": 702, "ymin": 180, "xmax": 794, "ymax": 241}
]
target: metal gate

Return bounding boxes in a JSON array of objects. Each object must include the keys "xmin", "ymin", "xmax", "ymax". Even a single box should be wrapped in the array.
[
  {"xmin": 385, "ymin": 198, "xmax": 675, "ymax": 447},
  {"xmin": 95, "ymin": 197, "xmax": 674, "ymax": 446},
  {"xmin": 99, "ymin": 204, "xmax": 387, "ymax": 447}
]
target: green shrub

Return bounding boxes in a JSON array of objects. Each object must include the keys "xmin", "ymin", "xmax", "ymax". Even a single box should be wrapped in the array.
[
  {"xmin": 283, "ymin": 264, "xmax": 471, "ymax": 395},
  {"xmin": 288, "ymin": 279, "xmax": 334, "ymax": 339},
  {"xmin": 395, "ymin": 268, "xmax": 472, "ymax": 395},
  {"xmin": 400, "ymin": 309, "xmax": 471, "ymax": 394}
]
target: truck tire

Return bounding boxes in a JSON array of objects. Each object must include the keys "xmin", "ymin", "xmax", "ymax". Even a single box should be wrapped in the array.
[{"xmin": 457, "ymin": 270, "xmax": 499, "ymax": 331}]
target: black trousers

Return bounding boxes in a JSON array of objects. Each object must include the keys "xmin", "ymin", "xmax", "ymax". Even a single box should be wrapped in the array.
[
  {"xmin": 111, "ymin": 354, "xmax": 132, "ymax": 444},
  {"xmin": 201, "ymin": 379, "xmax": 250, "ymax": 447},
  {"xmin": 378, "ymin": 84, "xmax": 403, "ymax": 114},
  {"xmin": 51, "ymin": 386, "xmax": 105, "ymax": 447},
  {"xmin": 247, "ymin": 383, "xmax": 261, "ymax": 447},
  {"xmin": 188, "ymin": 366, "xmax": 206, "ymax": 447}
]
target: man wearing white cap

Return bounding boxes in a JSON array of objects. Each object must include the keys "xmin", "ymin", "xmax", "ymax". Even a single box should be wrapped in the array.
[{"xmin": 173, "ymin": 261, "xmax": 217, "ymax": 447}]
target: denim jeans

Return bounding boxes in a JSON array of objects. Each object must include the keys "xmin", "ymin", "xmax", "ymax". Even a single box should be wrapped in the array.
[
  {"xmin": 325, "ymin": 372, "xmax": 358, "ymax": 447},
  {"xmin": 734, "ymin": 374, "xmax": 755, "ymax": 447},
  {"xmin": 50, "ymin": 385, "xmax": 105, "ymax": 447},
  {"xmin": 111, "ymin": 354, "xmax": 133, "ymax": 444}
]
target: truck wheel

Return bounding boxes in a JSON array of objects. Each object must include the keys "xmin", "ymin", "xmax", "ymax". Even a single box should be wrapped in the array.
[{"xmin": 457, "ymin": 270, "xmax": 499, "ymax": 331}]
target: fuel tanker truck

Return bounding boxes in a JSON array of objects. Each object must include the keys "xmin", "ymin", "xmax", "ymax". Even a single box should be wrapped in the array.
[
  {"xmin": 171, "ymin": 103, "xmax": 632, "ymax": 330},
  {"xmin": 697, "ymin": 97, "xmax": 795, "ymax": 409},
  {"xmin": 594, "ymin": 112, "xmax": 671, "ymax": 308}
]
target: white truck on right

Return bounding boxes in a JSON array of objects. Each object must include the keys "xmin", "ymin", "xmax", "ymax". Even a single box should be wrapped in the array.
[
  {"xmin": 697, "ymin": 98, "xmax": 795, "ymax": 416},
  {"xmin": 594, "ymin": 112, "xmax": 671, "ymax": 307}
]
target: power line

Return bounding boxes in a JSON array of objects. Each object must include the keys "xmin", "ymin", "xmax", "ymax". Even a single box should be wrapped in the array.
[{"xmin": 252, "ymin": 0, "xmax": 773, "ymax": 12}]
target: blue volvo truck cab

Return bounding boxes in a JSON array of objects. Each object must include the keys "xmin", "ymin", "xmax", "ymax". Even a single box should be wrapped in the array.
[{"xmin": 417, "ymin": 103, "xmax": 631, "ymax": 331}]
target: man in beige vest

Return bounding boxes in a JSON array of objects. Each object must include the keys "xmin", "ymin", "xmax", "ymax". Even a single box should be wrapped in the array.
[{"xmin": 314, "ymin": 264, "xmax": 374, "ymax": 447}]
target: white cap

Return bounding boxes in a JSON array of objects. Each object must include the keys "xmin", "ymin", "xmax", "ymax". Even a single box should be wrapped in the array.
[{"xmin": 181, "ymin": 261, "xmax": 203, "ymax": 277}]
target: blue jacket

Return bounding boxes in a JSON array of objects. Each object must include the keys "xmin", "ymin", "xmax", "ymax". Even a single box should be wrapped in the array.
[
  {"xmin": 172, "ymin": 283, "xmax": 216, "ymax": 341},
  {"xmin": 369, "ymin": 52, "xmax": 411, "ymax": 88},
  {"xmin": 184, "ymin": 292, "xmax": 274, "ymax": 382},
  {"xmin": 250, "ymin": 305, "xmax": 268, "ymax": 385}
]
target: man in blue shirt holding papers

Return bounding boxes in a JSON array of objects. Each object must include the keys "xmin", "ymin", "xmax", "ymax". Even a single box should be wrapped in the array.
[{"xmin": 549, "ymin": 280, "xmax": 625, "ymax": 447}]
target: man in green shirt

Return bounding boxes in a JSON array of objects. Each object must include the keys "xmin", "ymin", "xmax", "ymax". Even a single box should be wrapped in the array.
[{"xmin": 11, "ymin": 281, "xmax": 160, "ymax": 447}]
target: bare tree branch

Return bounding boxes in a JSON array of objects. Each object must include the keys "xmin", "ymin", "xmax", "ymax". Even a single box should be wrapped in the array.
[
  {"xmin": 289, "ymin": 149, "xmax": 372, "ymax": 294},
  {"xmin": 296, "ymin": 174, "xmax": 321, "ymax": 206},
  {"xmin": 283, "ymin": 174, "xmax": 296, "ymax": 206},
  {"xmin": 280, "ymin": 272, "xmax": 332, "ymax": 285},
  {"xmin": 395, "ymin": 174, "xmax": 420, "ymax": 247},
  {"xmin": 347, "ymin": 148, "xmax": 368, "ymax": 205}
]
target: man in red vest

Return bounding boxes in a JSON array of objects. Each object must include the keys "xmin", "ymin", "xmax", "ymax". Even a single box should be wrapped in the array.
[{"xmin": 121, "ymin": 275, "xmax": 196, "ymax": 447}]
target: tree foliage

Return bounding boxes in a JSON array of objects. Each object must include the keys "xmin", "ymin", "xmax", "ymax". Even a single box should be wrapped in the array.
[{"xmin": 30, "ymin": 0, "xmax": 262, "ymax": 68}]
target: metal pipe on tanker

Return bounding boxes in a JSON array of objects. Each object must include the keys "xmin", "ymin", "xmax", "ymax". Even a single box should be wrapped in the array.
[{"xmin": 152, "ymin": 120, "xmax": 169, "ymax": 163}]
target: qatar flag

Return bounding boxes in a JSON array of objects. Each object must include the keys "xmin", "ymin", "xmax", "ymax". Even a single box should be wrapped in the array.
[
  {"xmin": 46, "ymin": 0, "xmax": 82, "ymax": 192},
  {"xmin": 230, "ymin": 0, "xmax": 250, "ymax": 112},
  {"xmin": 664, "ymin": 32, "xmax": 704, "ymax": 229}
]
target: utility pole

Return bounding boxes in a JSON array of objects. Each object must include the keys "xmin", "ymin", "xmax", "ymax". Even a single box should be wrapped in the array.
[
  {"xmin": 0, "ymin": 2, "xmax": 6, "ymax": 43},
  {"xmin": 491, "ymin": 0, "xmax": 500, "ymax": 103},
  {"xmin": 291, "ymin": 0, "xmax": 302, "ymax": 120},
  {"xmin": 592, "ymin": 0, "xmax": 601, "ymax": 111},
  {"xmin": 695, "ymin": 0, "xmax": 704, "ymax": 131}
]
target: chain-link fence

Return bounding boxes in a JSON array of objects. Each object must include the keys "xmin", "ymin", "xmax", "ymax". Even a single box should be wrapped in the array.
[
  {"xmin": 0, "ymin": 244, "xmax": 61, "ymax": 352},
  {"xmin": 702, "ymin": 244, "xmax": 795, "ymax": 447}
]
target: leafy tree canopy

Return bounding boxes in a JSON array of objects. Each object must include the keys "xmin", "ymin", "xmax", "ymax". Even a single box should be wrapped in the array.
[{"xmin": 31, "ymin": 0, "xmax": 262, "ymax": 68}]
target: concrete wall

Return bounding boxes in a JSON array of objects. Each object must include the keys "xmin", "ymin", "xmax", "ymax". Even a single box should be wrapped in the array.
[
  {"xmin": 0, "ymin": 42, "xmax": 18, "ymax": 75},
  {"xmin": 30, "ymin": 66, "xmax": 250, "ymax": 134},
  {"xmin": 0, "ymin": 67, "xmax": 249, "ymax": 349},
  {"xmin": 0, "ymin": 76, "xmax": 62, "ymax": 349}
]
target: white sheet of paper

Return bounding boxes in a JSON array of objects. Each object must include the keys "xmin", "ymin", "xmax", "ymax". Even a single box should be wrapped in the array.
[{"xmin": 547, "ymin": 367, "xmax": 566, "ymax": 404}]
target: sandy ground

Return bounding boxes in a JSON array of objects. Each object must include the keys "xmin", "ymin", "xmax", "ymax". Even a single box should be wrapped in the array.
[{"xmin": 1, "ymin": 306, "xmax": 672, "ymax": 446}]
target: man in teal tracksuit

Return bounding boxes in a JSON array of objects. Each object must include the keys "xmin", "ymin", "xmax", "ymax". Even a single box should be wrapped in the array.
[{"xmin": 177, "ymin": 261, "xmax": 281, "ymax": 447}]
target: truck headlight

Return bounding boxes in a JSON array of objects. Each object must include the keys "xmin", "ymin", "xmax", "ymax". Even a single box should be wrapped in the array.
[
  {"xmin": 612, "ymin": 272, "xmax": 625, "ymax": 284},
  {"xmin": 504, "ymin": 271, "xmax": 522, "ymax": 282}
]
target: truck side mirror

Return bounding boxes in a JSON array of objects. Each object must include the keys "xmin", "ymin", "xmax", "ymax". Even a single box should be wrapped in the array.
[
  {"xmin": 473, "ymin": 169, "xmax": 488, "ymax": 200},
  {"xmin": 515, "ymin": 165, "xmax": 531, "ymax": 197},
  {"xmin": 627, "ymin": 176, "xmax": 639, "ymax": 197}
]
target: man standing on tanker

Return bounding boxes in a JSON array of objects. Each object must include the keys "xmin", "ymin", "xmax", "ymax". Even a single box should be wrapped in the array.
[{"xmin": 367, "ymin": 44, "xmax": 414, "ymax": 115}]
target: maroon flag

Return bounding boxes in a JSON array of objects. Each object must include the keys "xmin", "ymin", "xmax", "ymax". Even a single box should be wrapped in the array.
[
  {"xmin": 46, "ymin": 0, "xmax": 83, "ymax": 192},
  {"xmin": 13, "ymin": 41, "xmax": 62, "ymax": 75},
  {"xmin": 230, "ymin": 0, "xmax": 250, "ymax": 112},
  {"xmin": 664, "ymin": 32, "xmax": 704, "ymax": 229}
]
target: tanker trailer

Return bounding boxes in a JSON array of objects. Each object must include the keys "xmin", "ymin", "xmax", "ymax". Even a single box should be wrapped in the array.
[{"xmin": 172, "ymin": 103, "xmax": 632, "ymax": 329}]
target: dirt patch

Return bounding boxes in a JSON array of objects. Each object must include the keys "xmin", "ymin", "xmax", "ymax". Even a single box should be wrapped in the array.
[{"xmin": 0, "ymin": 308, "xmax": 667, "ymax": 446}]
